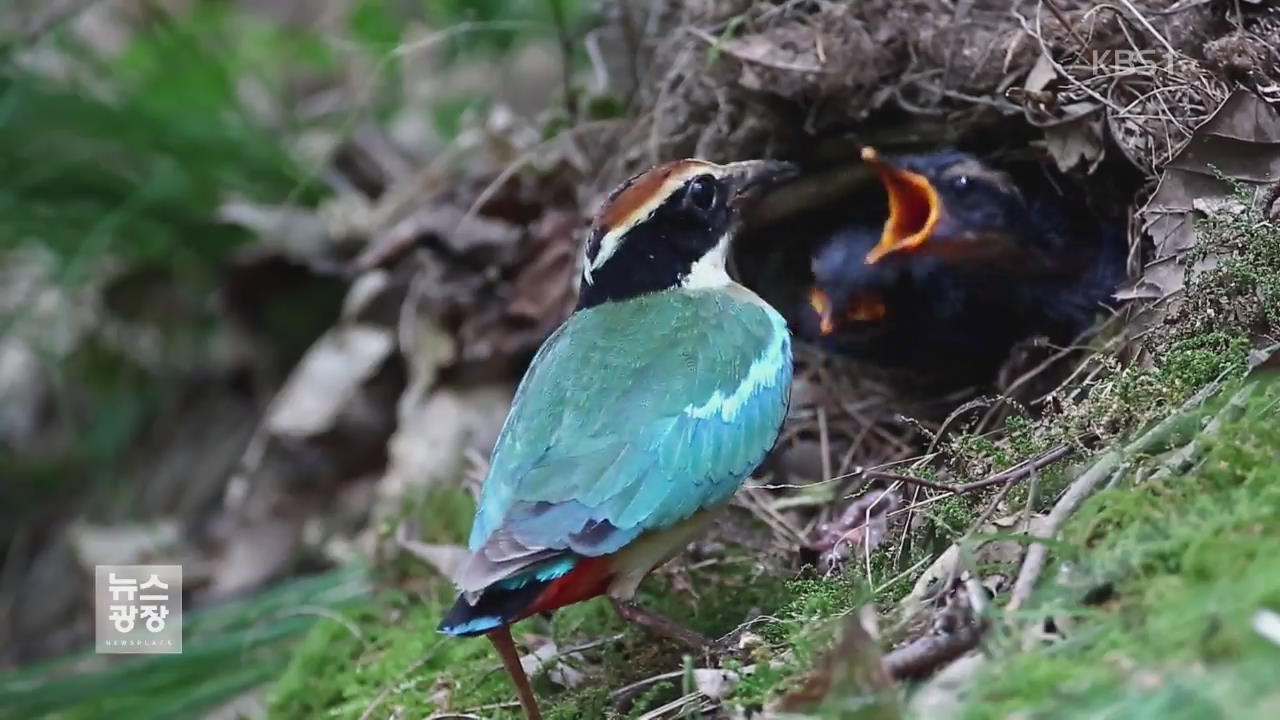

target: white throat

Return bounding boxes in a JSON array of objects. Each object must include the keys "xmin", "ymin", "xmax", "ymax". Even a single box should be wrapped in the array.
[{"xmin": 680, "ymin": 235, "xmax": 732, "ymax": 289}]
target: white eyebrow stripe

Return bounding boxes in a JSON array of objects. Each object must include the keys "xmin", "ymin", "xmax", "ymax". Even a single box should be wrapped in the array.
[{"xmin": 587, "ymin": 164, "xmax": 723, "ymax": 276}]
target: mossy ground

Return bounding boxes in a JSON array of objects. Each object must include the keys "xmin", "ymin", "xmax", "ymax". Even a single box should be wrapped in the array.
[
  {"xmin": 266, "ymin": 565, "xmax": 795, "ymax": 719},
  {"xmin": 271, "ymin": 486, "xmax": 796, "ymax": 719},
  {"xmin": 958, "ymin": 381, "xmax": 1280, "ymax": 719}
]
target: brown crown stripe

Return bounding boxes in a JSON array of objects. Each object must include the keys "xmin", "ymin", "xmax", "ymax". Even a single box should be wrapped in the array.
[{"xmin": 597, "ymin": 159, "xmax": 712, "ymax": 232}]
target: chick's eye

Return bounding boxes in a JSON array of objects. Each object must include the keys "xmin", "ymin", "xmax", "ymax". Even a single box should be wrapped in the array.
[
  {"xmin": 686, "ymin": 175, "xmax": 717, "ymax": 211},
  {"xmin": 950, "ymin": 175, "xmax": 971, "ymax": 192}
]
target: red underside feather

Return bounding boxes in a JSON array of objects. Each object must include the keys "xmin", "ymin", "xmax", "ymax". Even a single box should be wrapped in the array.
[{"xmin": 521, "ymin": 555, "xmax": 614, "ymax": 619}]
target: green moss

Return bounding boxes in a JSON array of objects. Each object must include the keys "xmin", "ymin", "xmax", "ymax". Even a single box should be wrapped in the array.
[
  {"xmin": 928, "ymin": 494, "xmax": 981, "ymax": 537},
  {"xmin": 1159, "ymin": 333, "xmax": 1250, "ymax": 394},
  {"xmin": 546, "ymin": 686, "xmax": 611, "ymax": 720},
  {"xmin": 412, "ymin": 484, "xmax": 480, "ymax": 545},
  {"xmin": 626, "ymin": 680, "xmax": 675, "ymax": 717},
  {"xmin": 271, "ymin": 540, "xmax": 792, "ymax": 719},
  {"xmin": 638, "ymin": 562, "xmax": 790, "ymax": 639},
  {"xmin": 730, "ymin": 660, "xmax": 790, "ymax": 710},
  {"xmin": 1159, "ymin": 190, "xmax": 1280, "ymax": 347},
  {"xmin": 944, "ymin": 434, "xmax": 1013, "ymax": 480},
  {"xmin": 725, "ymin": 572, "xmax": 869, "ymax": 709},
  {"xmin": 268, "ymin": 590, "xmax": 515, "ymax": 719},
  {"xmin": 958, "ymin": 381, "xmax": 1280, "ymax": 718}
]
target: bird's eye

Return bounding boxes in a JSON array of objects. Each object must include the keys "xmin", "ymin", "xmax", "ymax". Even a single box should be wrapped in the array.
[
  {"xmin": 686, "ymin": 175, "xmax": 717, "ymax": 211},
  {"xmin": 950, "ymin": 175, "xmax": 971, "ymax": 192}
]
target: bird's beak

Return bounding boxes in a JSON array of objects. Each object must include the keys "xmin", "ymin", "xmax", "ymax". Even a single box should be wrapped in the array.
[
  {"xmin": 808, "ymin": 287, "xmax": 887, "ymax": 335},
  {"xmin": 808, "ymin": 287, "xmax": 836, "ymax": 336},
  {"xmin": 862, "ymin": 147, "xmax": 942, "ymax": 265},
  {"xmin": 846, "ymin": 294, "xmax": 887, "ymax": 322},
  {"xmin": 723, "ymin": 159, "xmax": 800, "ymax": 209}
]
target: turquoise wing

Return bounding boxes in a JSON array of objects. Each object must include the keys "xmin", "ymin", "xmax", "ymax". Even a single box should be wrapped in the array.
[{"xmin": 462, "ymin": 288, "xmax": 791, "ymax": 586}]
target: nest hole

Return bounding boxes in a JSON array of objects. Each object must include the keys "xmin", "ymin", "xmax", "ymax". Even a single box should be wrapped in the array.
[{"xmin": 732, "ymin": 111, "xmax": 1147, "ymax": 471}]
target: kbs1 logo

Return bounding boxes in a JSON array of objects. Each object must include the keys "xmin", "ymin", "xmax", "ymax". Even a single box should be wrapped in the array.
[{"xmin": 94, "ymin": 565, "xmax": 183, "ymax": 654}]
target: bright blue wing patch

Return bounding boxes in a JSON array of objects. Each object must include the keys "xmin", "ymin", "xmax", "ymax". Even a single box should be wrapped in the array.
[
  {"xmin": 440, "ymin": 615, "xmax": 502, "ymax": 635},
  {"xmin": 493, "ymin": 555, "xmax": 578, "ymax": 590}
]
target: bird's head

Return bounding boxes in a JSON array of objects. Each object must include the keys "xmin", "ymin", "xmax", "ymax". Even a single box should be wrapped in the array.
[
  {"xmin": 806, "ymin": 227, "xmax": 893, "ymax": 337},
  {"xmin": 578, "ymin": 158, "xmax": 796, "ymax": 310},
  {"xmin": 861, "ymin": 147, "xmax": 1031, "ymax": 267}
]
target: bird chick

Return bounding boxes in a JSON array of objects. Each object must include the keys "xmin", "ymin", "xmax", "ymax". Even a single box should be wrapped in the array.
[
  {"xmin": 438, "ymin": 158, "xmax": 796, "ymax": 720},
  {"xmin": 802, "ymin": 147, "xmax": 1125, "ymax": 390}
]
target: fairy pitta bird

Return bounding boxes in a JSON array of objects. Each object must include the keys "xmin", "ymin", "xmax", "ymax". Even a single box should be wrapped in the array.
[
  {"xmin": 438, "ymin": 158, "xmax": 796, "ymax": 719},
  {"xmin": 801, "ymin": 147, "xmax": 1125, "ymax": 389}
]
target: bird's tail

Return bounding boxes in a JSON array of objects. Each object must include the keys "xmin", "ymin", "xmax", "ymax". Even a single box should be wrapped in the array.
[
  {"xmin": 438, "ymin": 554, "xmax": 611, "ymax": 636},
  {"xmin": 438, "ymin": 581, "xmax": 551, "ymax": 637}
]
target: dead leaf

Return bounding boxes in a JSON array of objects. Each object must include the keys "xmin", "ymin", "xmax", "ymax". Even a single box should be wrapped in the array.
[
  {"xmin": 375, "ymin": 383, "xmax": 513, "ymax": 523},
  {"xmin": 1114, "ymin": 255, "xmax": 1200, "ymax": 309},
  {"xmin": 1186, "ymin": 89, "xmax": 1280, "ymax": 143},
  {"xmin": 897, "ymin": 515, "xmax": 1049, "ymax": 624},
  {"xmin": 455, "ymin": 205, "xmax": 580, "ymax": 368},
  {"xmin": 518, "ymin": 635, "xmax": 587, "ymax": 689},
  {"xmin": 1191, "ymin": 195, "xmax": 1249, "ymax": 216},
  {"xmin": 1166, "ymin": 134, "xmax": 1280, "ymax": 184},
  {"xmin": 212, "ymin": 274, "xmax": 405, "ymax": 598},
  {"xmin": 693, "ymin": 668, "xmax": 744, "ymax": 702},
  {"xmin": 265, "ymin": 325, "xmax": 396, "ymax": 438},
  {"xmin": 1040, "ymin": 111, "xmax": 1105, "ymax": 173},
  {"xmin": 67, "ymin": 519, "xmax": 183, "ymax": 569},
  {"xmin": 1133, "ymin": 89, "xmax": 1280, "ymax": 323},
  {"xmin": 398, "ymin": 275, "xmax": 458, "ymax": 396},
  {"xmin": 394, "ymin": 522, "xmax": 469, "ymax": 581},
  {"xmin": 1142, "ymin": 90, "xmax": 1280, "ymax": 256},
  {"xmin": 204, "ymin": 511, "xmax": 306, "ymax": 600},
  {"xmin": 506, "ymin": 209, "xmax": 579, "ymax": 322},
  {"xmin": 811, "ymin": 488, "xmax": 902, "ymax": 573},
  {"xmin": 900, "ymin": 544, "xmax": 960, "ymax": 616},
  {"xmin": 710, "ymin": 30, "xmax": 829, "ymax": 76},
  {"xmin": 379, "ymin": 204, "xmax": 524, "ymax": 263},
  {"xmin": 1023, "ymin": 51, "xmax": 1057, "ymax": 95},
  {"xmin": 217, "ymin": 199, "xmax": 335, "ymax": 264}
]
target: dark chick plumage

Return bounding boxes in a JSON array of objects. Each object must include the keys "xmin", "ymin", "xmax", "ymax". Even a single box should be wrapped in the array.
[{"xmin": 801, "ymin": 149, "xmax": 1126, "ymax": 390}]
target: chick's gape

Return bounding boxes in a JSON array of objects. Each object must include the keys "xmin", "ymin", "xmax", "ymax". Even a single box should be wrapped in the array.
[
  {"xmin": 439, "ymin": 158, "xmax": 796, "ymax": 720},
  {"xmin": 803, "ymin": 147, "xmax": 1125, "ymax": 389}
]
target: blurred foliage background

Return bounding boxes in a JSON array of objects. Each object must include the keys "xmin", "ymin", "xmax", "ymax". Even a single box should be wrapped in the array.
[
  {"xmin": 1, "ymin": 0, "xmax": 587, "ymax": 715},
  {"xmin": 0, "ymin": 0, "xmax": 582, "ymax": 514}
]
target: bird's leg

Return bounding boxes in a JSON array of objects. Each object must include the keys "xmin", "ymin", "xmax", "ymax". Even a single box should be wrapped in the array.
[
  {"xmin": 610, "ymin": 598, "xmax": 716, "ymax": 653},
  {"xmin": 487, "ymin": 626, "xmax": 543, "ymax": 720}
]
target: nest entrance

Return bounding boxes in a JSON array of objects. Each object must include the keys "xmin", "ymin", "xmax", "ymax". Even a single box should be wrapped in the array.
[{"xmin": 727, "ymin": 112, "xmax": 1146, "ymax": 473}]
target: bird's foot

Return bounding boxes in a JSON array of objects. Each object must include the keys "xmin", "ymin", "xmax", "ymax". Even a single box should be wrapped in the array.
[
  {"xmin": 609, "ymin": 598, "xmax": 726, "ymax": 656},
  {"xmin": 487, "ymin": 625, "xmax": 543, "ymax": 720}
]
